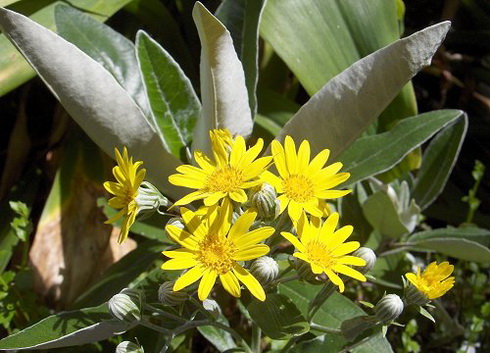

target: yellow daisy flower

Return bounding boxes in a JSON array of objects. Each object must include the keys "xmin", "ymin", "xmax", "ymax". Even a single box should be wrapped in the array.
[
  {"xmin": 263, "ymin": 136, "xmax": 350, "ymax": 221},
  {"xmin": 281, "ymin": 212, "xmax": 366, "ymax": 292},
  {"xmin": 169, "ymin": 129, "xmax": 272, "ymax": 207},
  {"xmin": 162, "ymin": 203, "xmax": 274, "ymax": 301},
  {"xmin": 405, "ymin": 261, "xmax": 455, "ymax": 300},
  {"xmin": 104, "ymin": 147, "xmax": 146, "ymax": 243}
]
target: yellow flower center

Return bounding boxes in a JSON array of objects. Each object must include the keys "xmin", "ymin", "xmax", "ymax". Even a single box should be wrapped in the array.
[
  {"xmin": 305, "ymin": 239, "xmax": 333, "ymax": 269},
  {"xmin": 197, "ymin": 234, "xmax": 236, "ymax": 275},
  {"xmin": 283, "ymin": 174, "xmax": 315, "ymax": 203},
  {"xmin": 206, "ymin": 166, "xmax": 244, "ymax": 193}
]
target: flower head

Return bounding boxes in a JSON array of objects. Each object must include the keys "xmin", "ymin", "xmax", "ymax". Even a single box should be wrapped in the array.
[
  {"xmin": 161, "ymin": 203, "xmax": 274, "ymax": 301},
  {"xmin": 263, "ymin": 136, "xmax": 350, "ymax": 221},
  {"xmin": 405, "ymin": 261, "xmax": 455, "ymax": 300},
  {"xmin": 169, "ymin": 129, "xmax": 272, "ymax": 207},
  {"xmin": 281, "ymin": 212, "xmax": 366, "ymax": 292},
  {"xmin": 104, "ymin": 147, "xmax": 146, "ymax": 243}
]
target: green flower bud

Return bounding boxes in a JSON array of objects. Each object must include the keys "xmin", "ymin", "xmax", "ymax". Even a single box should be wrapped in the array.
[
  {"xmin": 352, "ymin": 247, "xmax": 376, "ymax": 274},
  {"xmin": 251, "ymin": 183, "xmax": 280, "ymax": 221},
  {"xmin": 404, "ymin": 282, "xmax": 430, "ymax": 306},
  {"xmin": 135, "ymin": 181, "xmax": 168, "ymax": 217},
  {"xmin": 116, "ymin": 341, "xmax": 144, "ymax": 353},
  {"xmin": 109, "ymin": 292, "xmax": 141, "ymax": 323},
  {"xmin": 166, "ymin": 217, "xmax": 185, "ymax": 229},
  {"xmin": 374, "ymin": 294, "xmax": 404, "ymax": 323},
  {"xmin": 158, "ymin": 281, "xmax": 188, "ymax": 306},
  {"xmin": 293, "ymin": 258, "xmax": 322, "ymax": 284},
  {"xmin": 202, "ymin": 299, "xmax": 221, "ymax": 319},
  {"xmin": 250, "ymin": 256, "xmax": 279, "ymax": 285}
]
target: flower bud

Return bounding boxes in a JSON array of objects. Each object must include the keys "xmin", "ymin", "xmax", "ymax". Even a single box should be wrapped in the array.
[
  {"xmin": 166, "ymin": 217, "xmax": 185, "ymax": 229},
  {"xmin": 293, "ymin": 258, "xmax": 322, "ymax": 284},
  {"xmin": 116, "ymin": 341, "xmax": 144, "ymax": 353},
  {"xmin": 158, "ymin": 281, "xmax": 187, "ymax": 306},
  {"xmin": 202, "ymin": 299, "xmax": 221, "ymax": 319},
  {"xmin": 352, "ymin": 247, "xmax": 376, "ymax": 274},
  {"xmin": 251, "ymin": 183, "xmax": 280, "ymax": 221},
  {"xmin": 109, "ymin": 292, "xmax": 141, "ymax": 323},
  {"xmin": 135, "ymin": 181, "xmax": 169, "ymax": 217},
  {"xmin": 374, "ymin": 294, "xmax": 404, "ymax": 323},
  {"xmin": 404, "ymin": 282, "xmax": 430, "ymax": 306},
  {"xmin": 250, "ymin": 256, "xmax": 279, "ymax": 285}
]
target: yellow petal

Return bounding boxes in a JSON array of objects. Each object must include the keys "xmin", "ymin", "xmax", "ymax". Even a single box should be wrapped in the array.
[
  {"xmin": 284, "ymin": 136, "xmax": 298, "ymax": 174},
  {"xmin": 198, "ymin": 270, "xmax": 218, "ymax": 301},
  {"xmin": 233, "ymin": 264, "xmax": 266, "ymax": 301},
  {"xmin": 325, "ymin": 269, "xmax": 345, "ymax": 292},
  {"xmin": 229, "ymin": 210, "xmax": 257, "ymax": 240},
  {"xmin": 174, "ymin": 266, "xmax": 205, "ymax": 291},
  {"xmin": 220, "ymin": 272, "xmax": 241, "ymax": 298},
  {"xmin": 287, "ymin": 200, "xmax": 303, "ymax": 221},
  {"xmin": 331, "ymin": 241, "xmax": 360, "ymax": 256},
  {"xmin": 233, "ymin": 244, "xmax": 270, "ymax": 261},
  {"xmin": 161, "ymin": 258, "xmax": 197, "ymax": 270},
  {"xmin": 162, "ymin": 249, "xmax": 195, "ymax": 259},
  {"xmin": 271, "ymin": 139, "xmax": 288, "ymax": 178},
  {"xmin": 229, "ymin": 189, "xmax": 247, "ymax": 203},
  {"xmin": 307, "ymin": 149, "xmax": 330, "ymax": 175},
  {"xmin": 281, "ymin": 232, "xmax": 306, "ymax": 252},
  {"xmin": 165, "ymin": 225, "xmax": 200, "ymax": 250},
  {"xmin": 297, "ymin": 140, "xmax": 310, "ymax": 171},
  {"xmin": 235, "ymin": 227, "xmax": 275, "ymax": 248},
  {"xmin": 333, "ymin": 264, "xmax": 366, "ymax": 282}
]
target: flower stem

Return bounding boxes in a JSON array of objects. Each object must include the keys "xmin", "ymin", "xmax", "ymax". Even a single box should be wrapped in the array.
[
  {"xmin": 251, "ymin": 322, "xmax": 262, "ymax": 353},
  {"xmin": 308, "ymin": 282, "xmax": 336, "ymax": 321},
  {"xmin": 309, "ymin": 323, "xmax": 342, "ymax": 335}
]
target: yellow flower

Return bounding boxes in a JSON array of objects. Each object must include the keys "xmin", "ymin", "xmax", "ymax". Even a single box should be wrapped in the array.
[
  {"xmin": 162, "ymin": 203, "xmax": 274, "ymax": 301},
  {"xmin": 263, "ymin": 136, "xmax": 350, "ymax": 221},
  {"xmin": 405, "ymin": 261, "xmax": 455, "ymax": 300},
  {"xmin": 169, "ymin": 129, "xmax": 272, "ymax": 207},
  {"xmin": 281, "ymin": 212, "xmax": 366, "ymax": 292},
  {"xmin": 103, "ymin": 147, "xmax": 146, "ymax": 244}
]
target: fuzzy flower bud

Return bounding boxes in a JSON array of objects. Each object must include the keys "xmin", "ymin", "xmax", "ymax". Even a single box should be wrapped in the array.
[
  {"xmin": 374, "ymin": 294, "xmax": 404, "ymax": 323},
  {"xmin": 108, "ymin": 290, "xmax": 141, "ymax": 323},
  {"xmin": 250, "ymin": 256, "xmax": 279, "ymax": 285},
  {"xmin": 251, "ymin": 183, "xmax": 280, "ymax": 221},
  {"xmin": 166, "ymin": 217, "xmax": 185, "ymax": 229},
  {"xmin": 116, "ymin": 341, "xmax": 144, "ymax": 353},
  {"xmin": 202, "ymin": 299, "xmax": 221, "ymax": 319},
  {"xmin": 158, "ymin": 281, "xmax": 187, "ymax": 306},
  {"xmin": 135, "ymin": 181, "xmax": 169, "ymax": 217},
  {"xmin": 352, "ymin": 247, "xmax": 377, "ymax": 274}
]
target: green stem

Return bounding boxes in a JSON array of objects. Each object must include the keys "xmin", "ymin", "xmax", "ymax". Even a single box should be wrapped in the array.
[
  {"xmin": 279, "ymin": 336, "xmax": 297, "ymax": 353},
  {"xmin": 309, "ymin": 323, "xmax": 342, "ymax": 335},
  {"xmin": 251, "ymin": 322, "xmax": 262, "ymax": 353},
  {"xmin": 268, "ymin": 274, "xmax": 299, "ymax": 289},
  {"xmin": 140, "ymin": 318, "xmax": 171, "ymax": 334},
  {"xmin": 308, "ymin": 282, "xmax": 335, "ymax": 321},
  {"xmin": 144, "ymin": 304, "xmax": 187, "ymax": 323}
]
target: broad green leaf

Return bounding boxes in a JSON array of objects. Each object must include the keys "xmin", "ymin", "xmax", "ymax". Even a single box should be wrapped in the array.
[
  {"xmin": 54, "ymin": 4, "xmax": 150, "ymax": 119},
  {"xmin": 290, "ymin": 334, "xmax": 345, "ymax": 353},
  {"xmin": 261, "ymin": 0, "xmax": 416, "ymax": 131},
  {"xmin": 0, "ymin": 7, "xmax": 184, "ymax": 199},
  {"xmin": 273, "ymin": 21, "xmax": 450, "ymax": 159},
  {"xmin": 0, "ymin": 304, "xmax": 132, "ymax": 350},
  {"xmin": 198, "ymin": 315, "xmax": 236, "ymax": 352},
  {"xmin": 247, "ymin": 293, "xmax": 310, "ymax": 340},
  {"xmin": 136, "ymin": 30, "xmax": 200, "ymax": 160},
  {"xmin": 278, "ymin": 281, "xmax": 393, "ymax": 350},
  {"xmin": 216, "ymin": 0, "xmax": 266, "ymax": 116},
  {"xmin": 0, "ymin": 0, "xmax": 133, "ymax": 97},
  {"xmin": 191, "ymin": 2, "xmax": 253, "ymax": 156},
  {"xmin": 340, "ymin": 110, "xmax": 465, "ymax": 186},
  {"xmin": 406, "ymin": 226, "xmax": 490, "ymax": 262},
  {"xmin": 362, "ymin": 191, "xmax": 411, "ymax": 239},
  {"xmin": 413, "ymin": 115, "xmax": 468, "ymax": 210},
  {"xmin": 73, "ymin": 240, "xmax": 165, "ymax": 309},
  {"xmin": 0, "ymin": 1, "xmax": 22, "ymax": 7}
]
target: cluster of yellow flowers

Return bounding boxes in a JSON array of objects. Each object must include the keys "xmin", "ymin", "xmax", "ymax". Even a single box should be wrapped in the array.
[{"xmin": 103, "ymin": 129, "xmax": 455, "ymax": 303}]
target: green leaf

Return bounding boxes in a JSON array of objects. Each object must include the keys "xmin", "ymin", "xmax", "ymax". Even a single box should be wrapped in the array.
[
  {"xmin": 413, "ymin": 115, "xmax": 468, "ymax": 210},
  {"xmin": 216, "ymin": 0, "xmax": 266, "ymax": 116},
  {"xmin": 363, "ymin": 191, "xmax": 412, "ymax": 239},
  {"xmin": 54, "ymin": 3, "xmax": 150, "ymax": 119},
  {"xmin": 0, "ymin": 304, "xmax": 132, "ymax": 350},
  {"xmin": 136, "ymin": 30, "xmax": 201, "ymax": 159},
  {"xmin": 0, "ymin": 0, "xmax": 134, "ymax": 97},
  {"xmin": 278, "ymin": 281, "xmax": 393, "ymax": 350},
  {"xmin": 406, "ymin": 226, "xmax": 490, "ymax": 262},
  {"xmin": 0, "ymin": 7, "xmax": 184, "ymax": 199},
  {"xmin": 198, "ymin": 315, "xmax": 236, "ymax": 352},
  {"xmin": 418, "ymin": 306, "xmax": 435, "ymax": 323},
  {"xmin": 272, "ymin": 21, "xmax": 451, "ymax": 160},
  {"xmin": 73, "ymin": 240, "xmax": 165, "ymax": 309},
  {"xmin": 261, "ymin": 0, "xmax": 416, "ymax": 131},
  {"xmin": 247, "ymin": 293, "xmax": 310, "ymax": 340},
  {"xmin": 191, "ymin": 2, "xmax": 253, "ymax": 156},
  {"xmin": 340, "ymin": 110, "xmax": 465, "ymax": 186}
]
